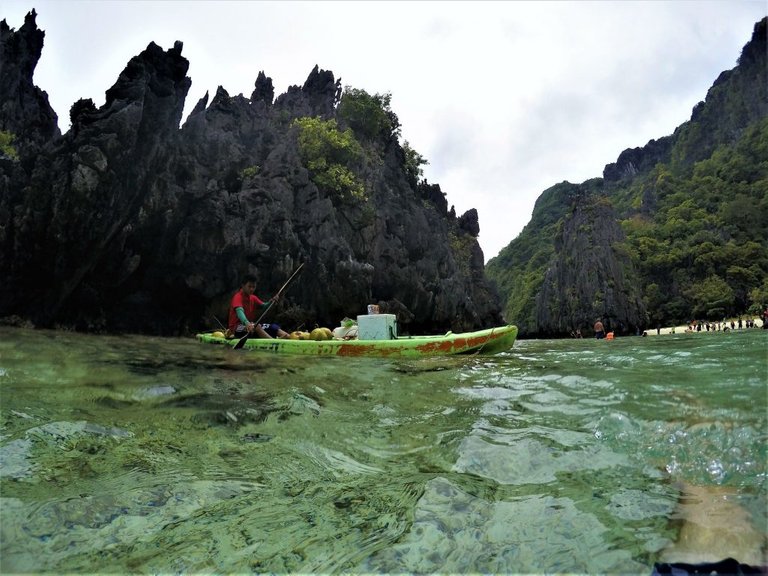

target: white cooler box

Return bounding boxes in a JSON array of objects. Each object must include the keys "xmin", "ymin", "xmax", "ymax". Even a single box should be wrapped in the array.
[{"xmin": 357, "ymin": 314, "xmax": 398, "ymax": 340}]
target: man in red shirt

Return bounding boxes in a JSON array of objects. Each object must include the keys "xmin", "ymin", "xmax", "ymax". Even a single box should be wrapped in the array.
[{"xmin": 228, "ymin": 275, "xmax": 289, "ymax": 339}]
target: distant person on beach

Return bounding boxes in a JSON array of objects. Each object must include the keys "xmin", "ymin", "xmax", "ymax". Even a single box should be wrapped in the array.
[{"xmin": 594, "ymin": 320, "xmax": 605, "ymax": 339}]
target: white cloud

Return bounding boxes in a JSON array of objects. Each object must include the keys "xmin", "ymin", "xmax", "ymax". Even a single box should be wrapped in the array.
[{"xmin": 4, "ymin": 0, "xmax": 765, "ymax": 260}]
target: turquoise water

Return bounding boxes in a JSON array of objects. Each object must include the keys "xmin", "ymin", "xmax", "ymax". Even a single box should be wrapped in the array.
[{"xmin": 1, "ymin": 327, "xmax": 765, "ymax": 573}]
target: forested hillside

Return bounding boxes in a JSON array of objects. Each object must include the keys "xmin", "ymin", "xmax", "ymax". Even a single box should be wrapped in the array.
[
  {"xmin": 620, "ymin": 118, "xmax": 767, "ymax": 327},
  {"xmin": 487, "ymin": 18, "xmax": 767, "ymax": 337}
]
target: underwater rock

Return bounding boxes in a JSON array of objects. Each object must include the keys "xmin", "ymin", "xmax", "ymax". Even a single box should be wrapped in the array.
[{"xmin": 660, "ymin": 482, "xmax": 765, "ymax": 566}]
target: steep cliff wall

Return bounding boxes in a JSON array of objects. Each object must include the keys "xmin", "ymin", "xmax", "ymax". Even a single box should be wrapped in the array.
[
  {"xmin": 0, "ymin": 11, "xmax": 502, "ymax": 335},
  {"xmin": 488, "ymin": 17, "xmax": 768, "ymax": 336},
  {"xmin": 534, "ymin": 193, "xmax": 646, "ymax": 336},
  {"xmin": 0, "ymin": 10, "xmax": 59, "ymax": 156},
  {"xmin": 603, "ymin": 19, "xmax": 767, "ymax": 184}
]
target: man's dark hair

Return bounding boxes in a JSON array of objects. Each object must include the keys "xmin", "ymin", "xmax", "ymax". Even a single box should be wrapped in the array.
[{"xmin": 241, "ymin": 274, "xmax": 257, "ymax": 286}]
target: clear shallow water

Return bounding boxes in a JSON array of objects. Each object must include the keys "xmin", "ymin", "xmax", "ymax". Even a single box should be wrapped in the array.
[{"xmin": 1, "ymin": 327, "xmax": 765, "ymax": 573}]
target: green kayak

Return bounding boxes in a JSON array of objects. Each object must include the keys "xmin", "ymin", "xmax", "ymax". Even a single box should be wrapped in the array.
[{"xmin": 197, "ymin": 325, "xmax": 517, "ymax": 358}]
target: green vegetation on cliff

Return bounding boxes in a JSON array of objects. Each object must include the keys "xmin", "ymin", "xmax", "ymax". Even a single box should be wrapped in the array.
[
  {"xmin": 621, "ymin": 117, "xmax": 768, "ymax": 322},
  {"xmin": 294, "ymin": 89, "xmax": 430, "ymax": 203},
  {"xmin": 293, "ymin": 116, "xmax": 366, "ymax": 202},
  {"xmin": 488, "ymin": 18, "xmax": 767, "ymax": 335},
  {"xmin": 489, "ymin": 117, "xmax": 768, "ymax": 335},
  {"xmin": 0, "ymin": 130, "xmax": 18, "ymax": 159},
  {"xmin": 487, "ymin": 182, "xmax": 574, "ymax": 332},
  {"xmin": 337, "ymin": 88, "xmax": 400, "ymax": 142}
]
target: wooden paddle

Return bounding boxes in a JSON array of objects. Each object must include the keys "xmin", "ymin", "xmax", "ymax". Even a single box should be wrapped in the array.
[{"xmin": 234, "ymin": 263, "xmax": 305, "ymax": 350}]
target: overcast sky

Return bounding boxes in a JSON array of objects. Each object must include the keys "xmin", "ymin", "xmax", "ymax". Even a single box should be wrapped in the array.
[{"xmin": 4, "ymin": 1, "xmax": 766, "ymax": 261}]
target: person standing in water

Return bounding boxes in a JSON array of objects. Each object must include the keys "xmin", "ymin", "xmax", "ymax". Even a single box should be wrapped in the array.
[{"xmin": 594, "ymin": 319, "xmax": 606, "ymax": 339}]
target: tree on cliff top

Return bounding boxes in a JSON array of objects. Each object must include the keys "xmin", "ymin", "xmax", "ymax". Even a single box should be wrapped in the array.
[{"xmin": 337, "ymin": 87, "xmax": 400, "ymax": 143}]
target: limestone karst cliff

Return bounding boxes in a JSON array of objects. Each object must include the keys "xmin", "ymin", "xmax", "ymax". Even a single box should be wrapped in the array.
[
  {"xmin": 534, "ymin": 190, "xmax": 646, "ymax": 336},
  {"xmin": 488, "ymin": 17, "xmax": 767, "ymax": 337},
  {"xmin": 0, "ymin": 10, "xmax": 503, "ymax": 335}
]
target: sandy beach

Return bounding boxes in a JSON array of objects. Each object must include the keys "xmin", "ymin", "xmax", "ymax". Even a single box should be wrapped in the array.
[{"xmin": 644, "ymin": 318, "xmax": 765, "ymax": 335}]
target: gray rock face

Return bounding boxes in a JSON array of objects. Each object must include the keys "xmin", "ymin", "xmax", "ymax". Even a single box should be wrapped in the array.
[
  {"xmin": 602, "ymin": 136, "xmax": 672, "ymax": 183},
  {"xmin": 0, "ymin": 13, "xmax": 502, "ymax": 335},
  {"xmin": 0, "ymin": 10, "xmax": 59, "ymax": 156},
  {"xmin": 604, "ymin": 18, "xmax": 767, "ymax": 183},
  {"xmin": 534, "ymin": 194, "xmax": 647, "ymax": 337},
  {"xmin": 491, "ymin": 18, "xmax": 766, "ymax": 338}
]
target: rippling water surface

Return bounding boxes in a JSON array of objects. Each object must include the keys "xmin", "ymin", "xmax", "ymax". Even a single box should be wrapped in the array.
[{"xmin": 1, "ymin": 327, "xmax": 766, "ymax": 573}]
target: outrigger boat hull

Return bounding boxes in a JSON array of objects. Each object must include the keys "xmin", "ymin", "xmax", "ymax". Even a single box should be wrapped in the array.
[{"xmin": 197, "ymin": 325, "xmax": 517, "ymax": 358}]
